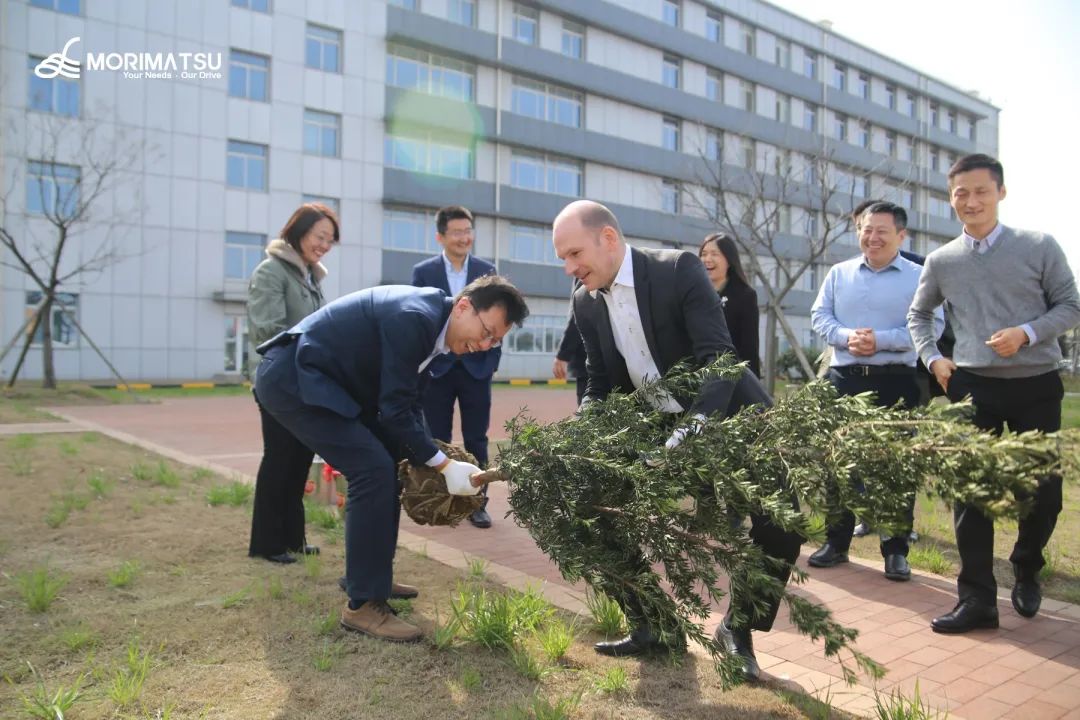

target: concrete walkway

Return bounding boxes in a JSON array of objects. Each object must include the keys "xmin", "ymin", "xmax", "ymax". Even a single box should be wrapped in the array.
[{"xmin": 30, "ymin": 390, "xmax": 1080, "ymax": 719}]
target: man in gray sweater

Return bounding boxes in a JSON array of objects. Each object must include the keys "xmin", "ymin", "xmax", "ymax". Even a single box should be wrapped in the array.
[{"xmin": 908, "ymin": 153, "xmax": 1080, "ymax": 634}]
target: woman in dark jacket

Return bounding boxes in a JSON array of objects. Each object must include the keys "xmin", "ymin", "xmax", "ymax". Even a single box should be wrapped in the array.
[
  {"xmin": 248, "ymin": 203, "xmax": 340, "ymax": 563},
  {"xmin": 699, "ymin": 232, "xmax": 761, "ymax": 377}
]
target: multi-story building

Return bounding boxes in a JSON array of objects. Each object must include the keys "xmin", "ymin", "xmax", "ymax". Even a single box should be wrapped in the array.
[{"xmin": 0, "ymin": 0, "xmax": 998, "ymax": 382}]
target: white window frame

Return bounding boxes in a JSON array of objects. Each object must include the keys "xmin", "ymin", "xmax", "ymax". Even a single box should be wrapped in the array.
[
  {"xmin": 303, "ymin": 109, "xmax": 341, "ymax": 157},
  {"xmin": 229, "ymin": 49, "xmax": 270, "ymax": 101},
  {"xmin": 305, "ymin": 24, "xmax": 342, "ymax": 73}
]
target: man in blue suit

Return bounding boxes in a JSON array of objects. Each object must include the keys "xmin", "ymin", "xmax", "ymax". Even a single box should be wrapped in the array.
[
  {"xmin": 412, "ymin": 206, "xmax": 502, "ymax": 528},
  {"xmin": 254, "ymin": 277, "xmax": 529, "ymax": 642}
]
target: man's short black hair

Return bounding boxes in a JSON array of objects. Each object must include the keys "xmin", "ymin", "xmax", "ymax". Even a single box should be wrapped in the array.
[
  {"xmin": 435, "ymin": 205, "xmax": 474, "ymax": 235},
  {"xmin": 851, "ymin": 198, "xmax": 884, "ymax": 224},
  {"xmin": 948, "ymin": 153, "xmax": 1004, "ymax": 188},
  {"xmin": 862, "ymin": 201, "xmax": 908, "ymax": 231},
  {"xmin": 459, "ymin": 275, "xmax": 530, "ymax": 327}
]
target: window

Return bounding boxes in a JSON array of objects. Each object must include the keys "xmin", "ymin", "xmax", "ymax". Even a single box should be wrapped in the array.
[
  {"xmin": 305, "ymin": 25, "xmax": 342, "ymax": 73},
  {"xmin": 856, "ymin": 72, "xmax": 869, "ymax": 99},
  {"xmin": 967, "ymin": 118, "xmax": 976, "ymax": 141},
  {"xmin": 224, "ymin": 316, "xmax": 250, "ymax": 374},
  {"xmin": 226, "ymin": 140, "xmax": 268, "ymax": 190},
  {"xmin": 510, "ymin": 77, "xmax": 582, "ymax": 128},
  {"xmin": 383, "ymin": 207, "xmax": 439, "ymax": 252},
  {"xmin": 725, "ymin": 135, "xmax": 753, "ymax": 169},
  {"xmin": 885, "ymin": 131, "xmax": 897, "ymax": 157},
  {"xmin": 804, "ymin": 211, "xmax": 819, "ymax": 236},
  {"xmin": 510, "ymin": 151, "xmax": 582, "ymax": 196},
  {"xmin": 775, "ymin": 94, "xmax": 790, "ymax": 124},
  {"xmin": 705, "ymin": 12, "xmax": 722, "ymax": 43},
  {"xmin": 928, "ymin": 193, "xmax": 952, "ymax": 219},
  {"xmin": 661, "ymin": 117, "xmax": 680, "ymax": 151},
  {"xmin": 661, "ymin": 180, "xmax": 680, "ymax": 214},
  {"xmin": 229, "ymin": 50, "xmax": 269, "ymax": 101},
  {"xmin": 885, "ymin": 84, "xmax": 896, "ymax": 110},
  {"xmin": 832, "ymin": 63, "xmax": 846, "ymax": 91},
  {"xmin": 26, "ymin": 161, "xmax": 79, "ymax": 217},
  {"xmin": 900, "ymin": 136, "xmax": 914, "ymax": 163},
  {"xmin": 662, "ymin": 0, "xmax": 680, "ymax": 27},
  {"xmin": 513, "ymin": 4, "xmax": 539, "ymax": 45},
  {"xmin": 706, "ymin": 130, "xmax": 721, "ymax": 161},
  {"xmin": 929, "ymin": 102, "xmax": 939, "ymax": 127},
  {"xmin": 25, "ymin": 291, "xmax": 78, "ymax": 347},
  {"xmin": 833, "ymin": 113, "xmax": 847, "ymax": 142},
  {"xmin": 929, "ymin": 148, "xmax": 940, "ymax": 172},
  {"xmin": 856, "ymin": 121, "xmax": 869, "ymax": 148},
  {"xmin": 225, "ymin": 232, "xmax": 267, "ymax": 280},
  {"xmin": 662, "ymin": 55, "xmax": 680, "ymax": 89},
  {"xmin": 803, "ymin": 103, "xmax": 817, "ymax": 132},
  {"xmin": 947, "ymin": 110, "xmax": 957, "ymax": 133},
  {"xmin": 905, "ymin": 92, "xmax": 916, "ymax": 117},
  {"xmin": 508, "ymin": 223, "xmax": 559, "ymax": 265},
  {"xmin": 304, "ymin": 110, "xmax": 340, "ymax": 157},
  {"xmin": 506, "ymin": 315, "xmax": 564, "ymax": 354},
  {"xmin": 30, "ymin": 0, "xmax": 80, "ymax": 13},
  {"xmin": 385, "ymin": 133, "xmax": 474, "ymax": 179},
  {"xmin": 448, "ymin": 0, "xmax": 476, "ymax": 27},
  {"xmin": 738, "ymin": 79, "xmax": 754, "ymax": 113},
  {"xmin": 738, "ymin": 21, "xmax": 755, "ymax": 55},
  {"xmin": 853, "ymin": 175, "xmax": 867, "ymax": 197},
  {"xmin": 28, "ymin": 56, "xmax": 79, "ymax": 116},
  {"xmin": 388, "ymin": 0, "xmax": 416, "ymax": 8},
  {"xmin": 302, "ymin": 195, "xmax": 340, "ymax": 214},
  {"xmin": 561, "ymin": 20, "xmax": 585, "ymax": 59},
  {"xmin": 775, "ymin": 40, "xmax": 790, "ymax": 69},
  {"xmin": 706, "ymin": 69, "xmax": 722, "ymax": 102},
  {"xmin": 386, "ymin": 44, "xmax": 475, "ymax": 102},
  {"xmin": 803, "ymin": 51, "xmax": 817, "ymax": 79}
]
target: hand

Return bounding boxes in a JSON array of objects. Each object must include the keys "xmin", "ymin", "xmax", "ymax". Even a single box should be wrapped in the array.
[
  {"xmin": 662, "ymin": 414, "xmax": 708, "ymax": 451},
  {"xmin": 440, "ymin": 459, "xmax": 483, "ymax": 496},
  {"xmin": 986, "ymin": 327, "xmax": 1028, "ymax": 358},
  {"xmin": 847, "ymin": 329, "xmax": 876, "ymax": 357},
  {"xmin": 553, "ymin": 358, "xmax": 568, "ymax": 380},
  {"xmin": 930, "ymin": 357, "xmax": 957, "ymax": 394}
]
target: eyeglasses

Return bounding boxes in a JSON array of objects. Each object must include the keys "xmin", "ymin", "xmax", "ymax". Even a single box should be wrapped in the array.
[
  {"xmin": 474, "ymin": 309, "xmax": 502, "ymax": 348},
  {"xmin": 445, "ymin": 228, "xmax": 475, "ymax": 239}
]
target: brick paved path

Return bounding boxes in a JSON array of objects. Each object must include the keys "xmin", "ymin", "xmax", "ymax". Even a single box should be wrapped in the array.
[{"xmin": 40, "ymin": 388, "xmax": 1080, "ymax": 719}]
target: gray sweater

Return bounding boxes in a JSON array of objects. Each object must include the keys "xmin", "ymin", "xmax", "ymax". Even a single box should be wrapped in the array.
[{"xmin": 908, "ymin": 225, "xmax": 1080, "ymax": 378}]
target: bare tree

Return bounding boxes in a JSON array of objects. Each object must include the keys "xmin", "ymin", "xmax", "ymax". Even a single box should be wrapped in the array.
[
  {"xmin": 0, "ymin": 111, "xmax": 145, "ymax": 388},
  {"xmin": 683, "ymin": 130, "xmax": 912, "ymax": 393}
]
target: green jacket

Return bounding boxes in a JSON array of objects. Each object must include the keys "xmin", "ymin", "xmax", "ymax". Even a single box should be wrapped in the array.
[{"xmin": 247, "ymin": 239, "xmax": 327, "ymax": 376}]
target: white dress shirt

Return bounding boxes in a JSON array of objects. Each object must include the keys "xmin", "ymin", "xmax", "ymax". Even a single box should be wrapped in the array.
[
  {"xmin": 592, "ymin": 244, "xmax": 683, "ymax": 413},
  {"xmin": 420, "ymin": 317, "xmax": 452, "ymax": 467}
]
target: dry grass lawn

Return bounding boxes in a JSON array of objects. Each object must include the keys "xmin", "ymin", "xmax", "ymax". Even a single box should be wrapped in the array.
[{"xmin": 0, "ymin": 433, "xmax": 850, "ymax": 719}]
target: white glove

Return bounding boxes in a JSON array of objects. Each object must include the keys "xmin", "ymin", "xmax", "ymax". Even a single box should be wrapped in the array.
[
  {"xmin": 441, "ymin": 459, "xmax": 483, "ymax": 496},
  {"xmin": 663, "ymin": 413, "xmax": 708, "ymax": 451}
]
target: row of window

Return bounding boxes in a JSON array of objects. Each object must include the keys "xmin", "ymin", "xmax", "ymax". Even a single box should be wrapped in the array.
[{"xmin": 228, "ymin": 26, "xmax": 341, "ymax": 103}]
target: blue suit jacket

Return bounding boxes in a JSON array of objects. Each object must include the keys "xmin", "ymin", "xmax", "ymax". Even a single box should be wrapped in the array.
[
  {"xmin": 257, "ymin": 285, "xmax": 452, "ymax": 465},
  {"xmin": 411, "ymin": 254, "xmax": 501, "ymax": 379}
]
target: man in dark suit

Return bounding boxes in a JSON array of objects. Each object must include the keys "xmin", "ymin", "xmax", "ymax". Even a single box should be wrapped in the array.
[
  {"xmin": 553, "ymin": 294, "xmax": 588, "ymax": 406},
  {"xmin": 254, "ymin": 277, "xmax": 529, "ymax": 642},
  {"xmin": 412, "ymin": 206, "xmax": 501, "ymax": 529},
  {"xmin": 552, "ymin": 200, "xmax": 803, "ymax": 681}
]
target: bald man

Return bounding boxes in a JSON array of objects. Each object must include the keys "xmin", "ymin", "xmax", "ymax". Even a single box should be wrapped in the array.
[{"xmin": 553, "ymin": 200, "xmax": 803, "ymax": 681}]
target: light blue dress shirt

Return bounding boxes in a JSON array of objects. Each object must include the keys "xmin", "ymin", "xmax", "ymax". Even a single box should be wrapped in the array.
[
  {"xmin": 442, "ymin": 252, "xmax": 469, "ymax": 297},
  {"xmin": 812, "ymin": 253, "xmax": 943, "ymax": 367}
]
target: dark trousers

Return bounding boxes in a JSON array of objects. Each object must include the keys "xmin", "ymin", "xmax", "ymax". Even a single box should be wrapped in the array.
[
  {"xmin": 423, "ymin": 361, "xmax": 492, "ymax": 467},
  {"xmin": 572, "ymin": 371, "xmax": 587, "ymax": 406},
  {"xmin": 256, "ymin": 346, "xmax": 402, "ymax": 603},
  {"xmin": 825, "ymin": 367, "xmax": 921, "ymax": 557},
  {"xmin": 248, "ymin": 398, "xmax": 315, "ymax": 557},
  {"xmin": 946, "ymin": 369, "xmax": 1064, "ymax": 605}
]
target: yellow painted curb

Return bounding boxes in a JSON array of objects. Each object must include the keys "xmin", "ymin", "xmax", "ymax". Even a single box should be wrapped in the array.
[
  {"xmin": 180, "ymin": 382, "xmax": 215, "ymax": 389},
  {"xmin": 547, "ymin": 378, "xmax": 568, "ymax": 385},
  {"xmin": 509, "ymin": 378, "xmax": 531, "ymax": 386},
  {"xmin": 116, "ymin": 383, "xmax": 152, "ymax": 391}
]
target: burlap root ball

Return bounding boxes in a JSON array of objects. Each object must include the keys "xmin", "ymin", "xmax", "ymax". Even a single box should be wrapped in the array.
[{"xmin": 398, "ymin": 440, "xmax": 486, "ymax": 527}]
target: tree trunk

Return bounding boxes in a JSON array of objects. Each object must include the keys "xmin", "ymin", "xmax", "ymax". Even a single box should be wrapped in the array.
[
  {"xmin": 41, "ymin": 295, "xmax": 56, "ymax": 389},
  {"xmin": 7, "ymin": 309, "xmax": 44, "ymax": 388}
]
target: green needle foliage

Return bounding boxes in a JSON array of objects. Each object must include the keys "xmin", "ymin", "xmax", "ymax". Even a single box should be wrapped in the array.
[{"xmin": 498, "ymin": 359, "xmax": 1067, "ymax": 687}]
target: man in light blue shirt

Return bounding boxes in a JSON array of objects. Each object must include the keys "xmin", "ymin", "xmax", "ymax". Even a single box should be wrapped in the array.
[{"xmin": 808, "ymin": 201, "xmax": 943, "ymax": 582}]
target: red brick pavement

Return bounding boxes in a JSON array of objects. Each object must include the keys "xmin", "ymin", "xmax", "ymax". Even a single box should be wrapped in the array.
[{"xmin": 45, "ymin": 388, "xmax": 1080, "ymax": 719}]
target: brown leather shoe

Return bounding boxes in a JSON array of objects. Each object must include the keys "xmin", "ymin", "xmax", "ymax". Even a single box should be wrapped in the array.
[
  {"xmin": 340, "ymin": 601, "xmax": 422, "ymax": 642},
  {"xmin": 392, "ymin": 582, "xmax": 419, "ymax": 600}
]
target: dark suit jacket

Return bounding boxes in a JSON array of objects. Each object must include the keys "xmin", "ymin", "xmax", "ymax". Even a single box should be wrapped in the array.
[
  {"xmin": 573, "ymin": 246, "xmax": 771, "ymax": 417},
  {"xmin": 556, "ymin": 314, "xmax": 587, "ymax": 378},
  {"xmin": 256, "ymin": 285, "xmax": 452, "ymax": 464},
  {"xmin": 411, "ymin": 254, "xmax": 501, "ymax": 379},
  {"xmin": 719, "ymin": 282, "xmax": 761, "ymax": 378}
]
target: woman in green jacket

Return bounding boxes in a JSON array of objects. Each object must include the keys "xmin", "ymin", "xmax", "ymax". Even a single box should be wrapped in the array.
[{"xmin": 248, "ymin": 203, "xmax": 340, "ymax": 563}]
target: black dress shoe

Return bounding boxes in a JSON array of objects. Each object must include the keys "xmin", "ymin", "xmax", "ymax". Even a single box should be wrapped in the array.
[
  {"xmin": 1012, "ymin": 565, "xmax": 1041, "ymax": 618},
  {"xmin": 931, "ymin": 598, "xmax": 999, "ymax": 634},
  {"xmin": 264, "ymin": 552, "xmax": 298, "ymax": 564},
  {"xmin": 468, "ymin": 508, "xmax": 492, "ymax": 529},
  {"xmin": 714, "ymin": 619, "xmax": 760, "ymax": 682},
  {"xmin": 852, "ymin": 522, "xmax": 872, "ymax": 538},
  {"xmin": 303, "ymin": 545, "xmax": 320, "ymax": 556},
  {"xmin": 884, "ymin": 554, "xmax": 911, "ymax": 581},
  {"xmin": 594, "ymin": 626, "xmax": 680, "ymax": 657},
  {"xmin": 808, "ymin": 543, "xmax": 849, "ymax": 568}
]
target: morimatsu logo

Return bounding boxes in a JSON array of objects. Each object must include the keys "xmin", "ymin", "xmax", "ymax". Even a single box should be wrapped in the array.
[{"xmin": 34, "ymin": 37, "xmax": 223, "ymax": 81}]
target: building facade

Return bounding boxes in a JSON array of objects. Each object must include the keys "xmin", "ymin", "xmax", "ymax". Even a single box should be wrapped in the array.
[{"xmin": 0, "ymin": 0, "xmax": 998, "ymax": 382}]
